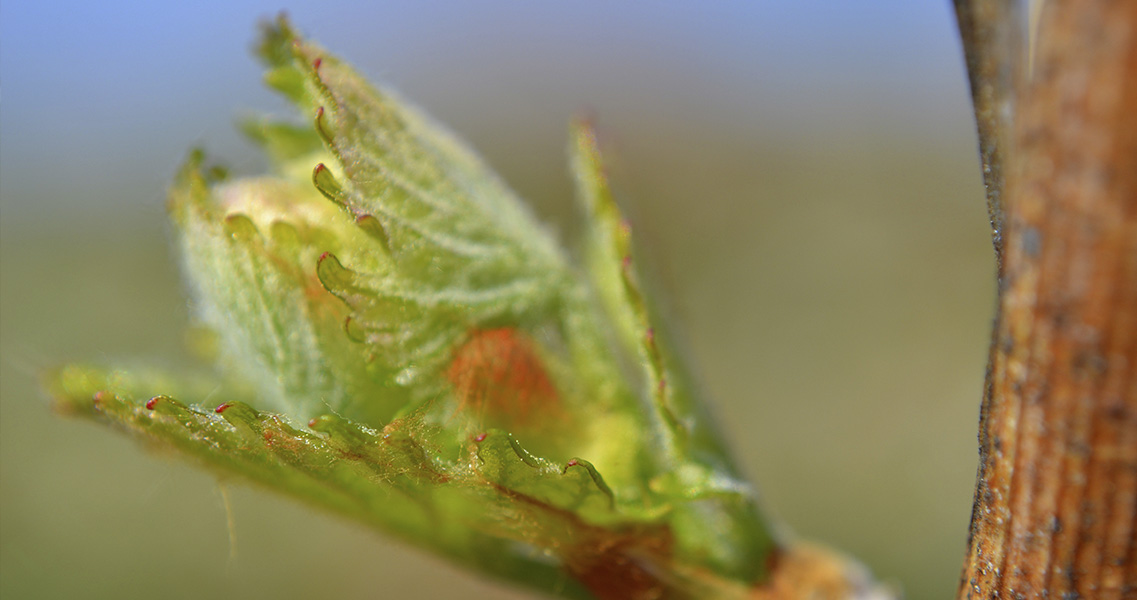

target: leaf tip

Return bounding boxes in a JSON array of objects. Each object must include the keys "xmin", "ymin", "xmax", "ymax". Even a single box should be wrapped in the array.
[
  {"xmin": 312, "ymin": 162, "xmax": 346, "ymax": 205},
  {"xmin": 314, "ymin": 106, "xmax": 333, "ymax": 144}
]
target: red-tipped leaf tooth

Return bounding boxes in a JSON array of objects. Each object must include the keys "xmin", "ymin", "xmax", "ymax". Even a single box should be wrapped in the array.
[
  {"xmin": 315, "ymin": 251, "xmax": 355, "ymax": 294},
  {"xmin": 342, "ymin": 316, "xmax": 367, "ymax": 343},
  {"xmin": 214, "ymin": 402, "xmax": 261, "ymax": 438},
  {"xmin": 315, "ymin": 252, "xmax": 370, "ymax": 301},
  {"xmin": 314, "ymin": 106, "xmax": 333, "ymax": 145},
  {"xmin": 312, "ymin": 163, "xmax": 347, "ymax": 206},
  {"xmin": 354, "ymin": 214, "xmax": 391, "ymax": 254},
  {"xmin": 222, "ymin": 213, "xmax": 261, "ymax": 239}
]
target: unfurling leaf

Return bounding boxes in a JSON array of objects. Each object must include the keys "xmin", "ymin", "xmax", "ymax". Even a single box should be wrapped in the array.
[{"xmin": 52, "ymin": 15, "xmax": 889, "ymax": 600}]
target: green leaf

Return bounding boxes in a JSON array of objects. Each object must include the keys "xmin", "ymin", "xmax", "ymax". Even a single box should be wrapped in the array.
[
  {"xmin": 52, "ymin": 364, "xmax": 728, "ymax": 598},
  {"xmin": 570, "ymin": 121, "xmax": 775, "ymax": 582},
  {"xmin": 50, "ymin": 364, "xmax": 602, "ymax": 598},
  {"xmin": 49, "ymin": 15, "xmax": 806, "ymax": 599},
  {"xmin": 169, "ymin": 152, "xmax": 404, "ymax": 425},
  {"xmin": 476, "ymin": 431, "xmax": 637, "ymax": 526}
]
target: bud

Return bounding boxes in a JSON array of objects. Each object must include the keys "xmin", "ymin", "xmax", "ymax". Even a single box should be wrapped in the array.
[{"xmin": 52, "ymin": 15, "xmax": 891, "ymax": 600}]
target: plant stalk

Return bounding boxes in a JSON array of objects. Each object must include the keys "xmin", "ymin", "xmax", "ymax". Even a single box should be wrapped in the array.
[{"xmin": 957, "ymin": 1, "xmax": 1137, "ymax": 598}]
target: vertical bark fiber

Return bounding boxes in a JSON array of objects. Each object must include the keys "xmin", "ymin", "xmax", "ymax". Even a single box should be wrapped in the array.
[{"xmin": 959, "ymin": 2, "xmax": 1137, "ymax": 599}]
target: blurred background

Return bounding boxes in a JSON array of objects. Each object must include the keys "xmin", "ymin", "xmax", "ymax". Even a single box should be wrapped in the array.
[{"xmin": 0, "ymin": 2, "xmax": 994, "ymax": 598}]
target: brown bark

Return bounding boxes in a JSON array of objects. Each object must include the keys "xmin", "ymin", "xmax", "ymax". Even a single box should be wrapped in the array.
[{"xmin": 958, "ymin": 2, "xmax": 1137, "ymax": 599}]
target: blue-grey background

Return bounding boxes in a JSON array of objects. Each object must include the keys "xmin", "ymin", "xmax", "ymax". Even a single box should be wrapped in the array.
[{"xmin": 1, "ymin": 2, "xmax": 992, "ymax": 598}]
